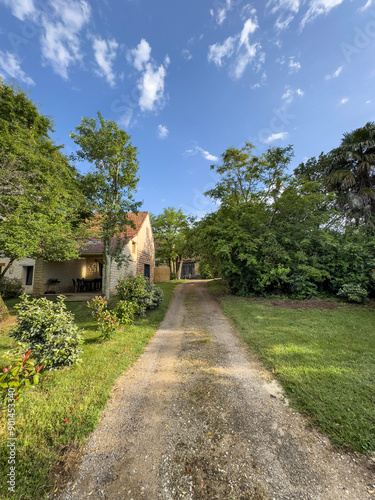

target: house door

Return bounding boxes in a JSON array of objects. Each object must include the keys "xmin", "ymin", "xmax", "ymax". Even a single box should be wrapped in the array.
[{"xmin": 144, "ymin": 264, "xmax": 150, "ymax": 280}]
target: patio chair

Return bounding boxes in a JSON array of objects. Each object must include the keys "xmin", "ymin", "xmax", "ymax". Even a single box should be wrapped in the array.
[
  {"xmin": 76, "ymin": 278, "xmax": 86, "ymax": 292},
  {"xmin": 72, "ymin": 278, "xmax": 78, "ymax": 293}
]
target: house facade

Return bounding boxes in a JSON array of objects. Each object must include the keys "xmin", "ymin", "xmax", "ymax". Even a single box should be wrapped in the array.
[{"xmin": 1, "ymin": 212, "xmax": 155, "ymax": 297}]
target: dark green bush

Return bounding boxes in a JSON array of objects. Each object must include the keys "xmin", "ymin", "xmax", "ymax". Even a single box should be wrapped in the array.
[
  {"xmin": 10, "ymin": 295, "xmax": 83, "ymax": 369},
  {"xmin": 0, "ymin": 277, "xmax": 23, "ymax": 299}
]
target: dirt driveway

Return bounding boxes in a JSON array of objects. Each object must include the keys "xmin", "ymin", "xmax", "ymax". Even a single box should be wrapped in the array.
[{"xmin": 59, "ymin": 281, "xmax": 374, "ymax": 500}]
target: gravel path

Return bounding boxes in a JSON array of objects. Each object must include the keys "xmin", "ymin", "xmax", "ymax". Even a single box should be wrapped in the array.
[{"xmin": 58, "ymin": 281, "xmax": 374, "ymax": 500}]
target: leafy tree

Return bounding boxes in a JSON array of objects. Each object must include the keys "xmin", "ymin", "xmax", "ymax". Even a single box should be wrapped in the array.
[
  {"xmin": 195, "ymin": 144, "xmax": 343, "ymax": 297},
  {"xmin": 151, "ymin": 207, "xmax": 192, "ymax": 279},
  {"xmin": 325, "ymin": 122, "xmax": 375, "ymax": 227},
  {"xmin": 0, "ymin": 82, "xmax": 83, "ymax": 280},
  {"xmin": 205, "ymin": 142, "xmax": 293, "ymax": 207},
  {"xmin": 70, "ymin": 112, "xmax": 140, "ymax": 301},
  {"xmin": 297, "ymin": 123, "xmax": 375, "ymax": 227}
]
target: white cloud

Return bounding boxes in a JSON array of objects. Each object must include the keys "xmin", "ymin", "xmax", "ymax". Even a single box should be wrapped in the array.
[
  {"xmin": 92, "ymin": 37, "xmax": 118, "ymax": 87},
  {"xmin": 128, "ymin": 39, "xmax": 169, "ymax": 114},
  {"xmin": 301, "ymin": 0, "xmax": 344, "ymax": 29},
  {"xmin": 325, "ymin": 65, "xmax": 343, "ymax": 79},
  {"xmin": 208, "ymin": 14, "xmax": 264, "ymax": 79},
  {"xmin": 267, "ymin": 0, "xmax": 299, "ymax": 30},
  {"xmin": 288, "ymin": 56, "xmax": 301, "ymax": 73},
  {"xmin": 0, "ymin": 50, "xmax": 35, "ymax": 85},
  {"xmin": 208, "ymin": 36, "xmax": 236, "ymax": 67},
  {"xmin": 40, "ymin": 0, "xmax": 91, "ymax": 79},
  {"xmin": 366, "ymin": 100, "xmax": 371, "ymax": 104},
  {"xmin": 186, "ymin": 146, "xmax": 218, "ymax": 162},
  {"xmin": 282, "ymin": 86, "xmax": 304, "ymax": 103},
  {"xmin": 359, "ymin": 0, "xmax": 373, "ymax": 11},
  {"xmin": 182, "ymin": 49, "xmax": 192, "ymax": 61},
  {"xmin": 268, "ymin": 0, "xmax": 345, "ymax": 30},
  {"xmin": 339, "ymin": 97, "xmax": 349, "ymax": 105},
  {"xmin": 138, "ymin": 62, "xmax": 167, "ymax": 112},
  {"xmin": 211, "ymin": 0, "xmax": 231, "ymax": 25},
  {"xmin": 157, "ymin": 124, "xmax": 169, "ymax": 139},
  {"xmin": 0, "ymin": 0, "xmax": 35, "ymax": 21},
  {"xmin": 127, "ymin": 39, "xmax": 151, "ymax": 71},
  {"xmin": 264, "ymin": 131, "xmax": 288, "ymax": 143}
]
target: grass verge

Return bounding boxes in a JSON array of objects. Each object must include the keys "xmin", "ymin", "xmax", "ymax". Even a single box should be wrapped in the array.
[
  {"xmin": 0, "ymin": 282, "xmax": 180, "ymax": 499},
  {"xmin": 208, "ymin": 280, "xmax": 375, "ymax": 455}
]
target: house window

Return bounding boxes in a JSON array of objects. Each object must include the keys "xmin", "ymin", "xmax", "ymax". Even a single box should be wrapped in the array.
[
  {"xmin": 23, "ymin": 266, "xmax": 34, "ymax": 285},
  {"xmin": 132, "ymin": 242, "xmax": 137, "ymax": 254}
]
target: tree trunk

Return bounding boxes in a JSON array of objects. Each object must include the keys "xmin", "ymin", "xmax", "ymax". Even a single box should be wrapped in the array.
[
  {"xmin": 176, "ymin": 258, "xmax": 182, "ymax": 280},
  {"xmin": 103, "ymin": 243, "xmax": 111, "ymax": 303},
  {"xmin": 0, "ymin": 296, "xmax": 9, "ymax": 322}
]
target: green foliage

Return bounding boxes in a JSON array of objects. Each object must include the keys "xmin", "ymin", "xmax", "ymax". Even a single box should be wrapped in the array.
[
  {"xmin": 151, "ymin": 207, "xmax": 193, "ymax": 277},
  {"xmin": 0, "ymin": 277, "xmax": 23, "ymax": 299},
  {"xmin": 116, "ymin": 275, "xmax": 164, "ymax": 320},
  {"xmin": 10, "ymin": 295, "xmax": 83, "ymax": 369},
  {"xmin": 144, "ymin": 282, "xmax": 164, "ymax": 310},
  {"xmin": 0, "ymin": 350, "xmax": 43, "ymax": 411},
  {"xmin": 70, "ymin": 111, "xmax": 141, "ymax": 301},
  {"xmin": 0, "ymin": 82, "xmax": 83, "ymax": 279},
  {"xmin": 337, "ymin": 283, "xmax": 369, "ymax": 304},
  {"xmin": 115, "ymin": 299, "xmax": 137, "ymax": 325},
  {"xmin": 198, "ymin": 260, "xmax": 214, "ymax": 279},
  {"xmin": 195, "ymin": 137, "xmax": 375, "ymax": 299},
  {"xmin": 87, "ymin": 296, "xmax": 119, "ymax": 339}
]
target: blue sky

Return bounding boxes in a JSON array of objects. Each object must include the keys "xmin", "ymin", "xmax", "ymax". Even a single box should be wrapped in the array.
[{"xmin": 0, "ymin": 0, "xmax": 374, "ymax": 217}]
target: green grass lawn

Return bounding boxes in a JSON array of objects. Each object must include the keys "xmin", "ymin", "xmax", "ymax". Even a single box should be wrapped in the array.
[
  {"xmin": 0, "ymin": 282, "xmax": 180, "ymax": 500},
  {"xmin": 208, "ymin": 280, "xmax": 375, "ymax": 455}
]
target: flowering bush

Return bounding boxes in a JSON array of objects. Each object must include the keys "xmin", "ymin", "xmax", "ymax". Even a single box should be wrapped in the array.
[
  {"xmin": 87, "ymin": 296, "xmax": 119, "ymax": 340},
  {"xmin": 10, "ymin": 295, "xmax": 83, "ymax": 369},
  {"xmin": 0, "ymin": 350, "xmax": 43, "ymax": 411},
  {"xmin": 337, "ymin": 283, "xmax": 368, "ymax": 304}
]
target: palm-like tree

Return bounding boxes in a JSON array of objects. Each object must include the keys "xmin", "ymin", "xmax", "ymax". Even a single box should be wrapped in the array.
[{"xmin": 325, "ymin": 122, "xmax": 375, "ymax": 226}]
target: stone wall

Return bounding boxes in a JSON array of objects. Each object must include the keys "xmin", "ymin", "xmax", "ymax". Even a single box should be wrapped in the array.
[
  {"xmin": 108, "ymin": 243, "xmax": 137, "ymax": 296},
  {"xmin": 135, "ymin": 216, "xmax": 155, "ymax": 283},
  {"xmin": 154, "ymin": 267, "xmax": 170, "ymax": 282},
  {"xmin": 0, "ymin": 257, "xmax": 36, "ymax": 294}
]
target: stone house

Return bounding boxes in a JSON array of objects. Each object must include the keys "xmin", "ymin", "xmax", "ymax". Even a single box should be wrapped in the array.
[{"xmin": 1, "ymin": 212, "xmax": 155, "ymax": 297}]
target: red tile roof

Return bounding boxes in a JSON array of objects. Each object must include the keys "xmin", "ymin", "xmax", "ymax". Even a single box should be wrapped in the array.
[{"xmin": 80, "ymin": 212, "xmax": 149, "ymax": 255}]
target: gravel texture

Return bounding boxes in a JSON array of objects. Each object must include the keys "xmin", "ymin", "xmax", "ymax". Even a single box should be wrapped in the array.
[{"xmin": 58, "ymin": 281, "xmax": 375, "ymax": 500}]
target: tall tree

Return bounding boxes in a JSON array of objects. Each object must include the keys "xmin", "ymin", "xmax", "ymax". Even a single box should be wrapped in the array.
[
  {"xmin": 70, "ymin": 112, "xmax": 140, "ymax": 301},
  {"xmin": 151, "ymin": 207, "xmax": 191, "ymax": 279},
  {"xmin": 205, "ymin": 142, "xmax": 293, "ymax": 207},
  {"xmin": 0, "ymin": 82, "xmax": 83, "ymax": 280},
  {"xmin": 325, "ymin": 122, "xmax": 375, "ymax": 227}
]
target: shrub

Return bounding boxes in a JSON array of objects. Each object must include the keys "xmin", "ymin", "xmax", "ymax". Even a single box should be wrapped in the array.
[
  {"xmin": 10, "ymin": 295, "xmax": 83, "ymax": 369},
  {"xmin": 199, "ymin": 261, "xmax": 214, "ymax": 279},
  {"xmin": 116, "ymin": 275, "xmax": 164, "ymax": 319},
  {"xmin": 337, "ymin": 284, "xmax": 368, "ymax": 304},
  {"xmin": 116, "ymin": 275, "xmax": 149, "ymax": 317},
  {"xmin": 170, "ymin": 272, "xmax": 178, "ymax": 280},
  {"xmin": 87, "ymin": 296, "xmax": 118, "ymax": 340},
  {"xmin": 0, "ymin": 350, "xmax": 43, "ymax": 411},
  {"xmin": 0, "ymin": 277, "xmax": 23, "ymax": 300},
  {"xmin": 144, "ymin": 283, "xmax": 164, "ymax": 310}
]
